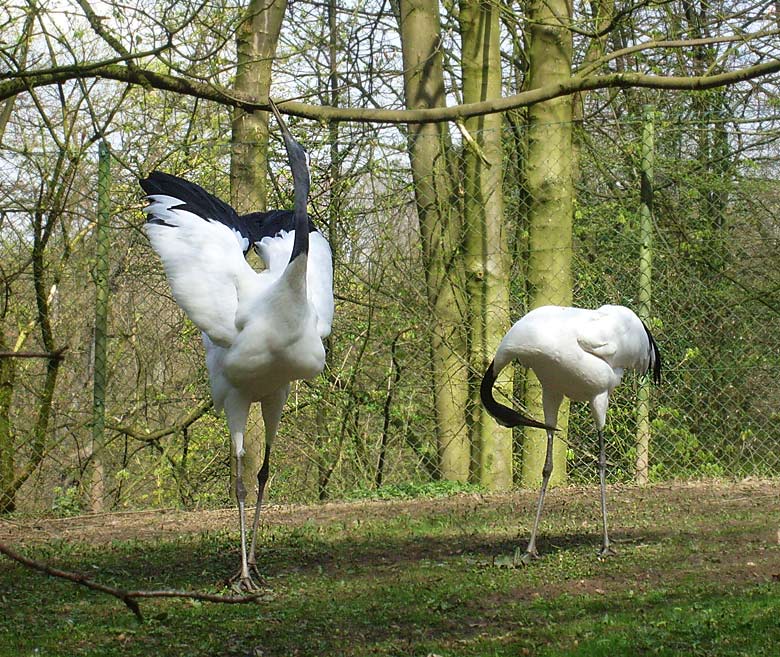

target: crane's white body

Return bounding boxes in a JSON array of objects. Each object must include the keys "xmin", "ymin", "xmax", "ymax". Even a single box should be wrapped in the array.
[
  {"xmin": 145, "ymin": 200, "xmax": 333, "ymax": 433},
  {"xmin": 482, "ymin": 304, "xmax": 661, "ymax": 563},
  {"xmin": 193, "ymin": 231, "xmax": 333, "ymax": 413},
  {"xmin": 493, "ymin": 305, "xmax": 655, "ymax": 424}
]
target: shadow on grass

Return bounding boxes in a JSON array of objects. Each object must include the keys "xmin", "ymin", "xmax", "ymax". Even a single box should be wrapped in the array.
[
  {"xmin": 3, "ymin": 519, "xmax": 728, "ymax": 592},
  {"xmin": 2, "ymin": 502, "xmax": 778, "ymax": 657}
]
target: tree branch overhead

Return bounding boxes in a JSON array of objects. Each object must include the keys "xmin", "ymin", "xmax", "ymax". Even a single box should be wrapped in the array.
[{"xmin": 1, "ymin": 53, "xmax": 778, "ymax": 124}]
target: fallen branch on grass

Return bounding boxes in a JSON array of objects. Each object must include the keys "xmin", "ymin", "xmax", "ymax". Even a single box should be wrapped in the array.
[{"xmin": 0, "ymin": 540, "xmax": 263, "ymax": 622}]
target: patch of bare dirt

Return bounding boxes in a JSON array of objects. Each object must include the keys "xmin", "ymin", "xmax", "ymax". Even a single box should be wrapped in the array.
[{"xmin": 1, "ymin": 478, "xmax": 777, "ymax": 549}]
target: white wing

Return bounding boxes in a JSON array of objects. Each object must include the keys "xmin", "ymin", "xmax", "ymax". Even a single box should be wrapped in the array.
[{"xmin": 144, "ymin": 195, "xmax": 259, "ymax": 347}]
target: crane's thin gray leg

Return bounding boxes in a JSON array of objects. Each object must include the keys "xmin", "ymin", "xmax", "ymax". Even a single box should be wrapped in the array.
[
  {"xmin": 515, "ymin": 389, "xmax": 562, "ymax": 566},
  {"xmin": 590, "ymin": 393, "xmax": 614, "ymax": 558},
  {"xmin": 231, "ymin": 433, "xmax": 258, "ymax": 592},
  {"xmin": 225, "ymin": 395, "xmax": 256, "ymax": 592},
  {"xmin": 516, "ymin": 428, "xmax": 556, "ymax": 566},
  {"xmin": 247, "ymin": 440, "xmax": 271, "ymax": 575},
  {"xmin": 247, "ymin": 386, "xmax": 288, "ymax": 579},
  {"xmin": 597, "ymin": 427, "xmax": 615, "ymax": 557},
  {"xmin": 236, "ymin": 448, "xmax": 255, "ymax": 591}
]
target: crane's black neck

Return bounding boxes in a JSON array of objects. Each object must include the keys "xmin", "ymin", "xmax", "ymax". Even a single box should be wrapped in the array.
[
  {"xmin": 280, "ymin": 131, "xmax": 310, "ymax": 265},
  {"xmin": 480, "ymin": 360, "xmax": 555, "ymax": 431}
]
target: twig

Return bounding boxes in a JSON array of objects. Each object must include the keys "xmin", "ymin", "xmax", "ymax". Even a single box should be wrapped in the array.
[
  {"xmin": 0, "ymin": 540, "xmax": 263, "ymax": 622},
  {"xmin": 0, "ymin": 348, "xmax": 67, "ymax": 360}
]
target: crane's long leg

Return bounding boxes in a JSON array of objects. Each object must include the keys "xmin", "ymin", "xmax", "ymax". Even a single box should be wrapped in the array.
[
  {"xmin": 516, "ymin": 390, "xmax": 563, "ymax": 566},
  {"xmin": 516, "ymin": 428, "xmax": 556, "ymax": 566},
  {"xmin": 234, "ymin": 442, "xmax": 252, "ymax": 584},
  {"xmin": 247, "ymin": 386, "xmax": 288, "ymax": 579},
  {"xmin": 225, "ymin": 395, "xmax": 256, "ymax": 592},
  {"xmin": 590, "ymin": 392, "xmax": 614, "ymax": 558},
  {"xmin": 247, "ymin": 439, "xmax": 272, "ymax": 578},
  {"xmin": 597, "ymin": 428, "xmax": 615, "ymax": 557}
]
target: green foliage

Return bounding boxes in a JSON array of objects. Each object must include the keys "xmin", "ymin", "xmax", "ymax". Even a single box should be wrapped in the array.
[
  {"xmin": 51, "ymin": 485, "xmax": 82, "ymax": 518},
  {"xmin": 345, "ymin": 479, "xmax": 483, "ymax": 501}
]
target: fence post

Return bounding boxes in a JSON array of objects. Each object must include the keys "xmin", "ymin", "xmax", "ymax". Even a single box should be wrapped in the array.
[
  {"xmin": 635, "ymin": 105, "xmax": 654, "ymax": 485},
  {"xmin": 91, "ymin": 140, "xmax": 110, "ymax": 512}
]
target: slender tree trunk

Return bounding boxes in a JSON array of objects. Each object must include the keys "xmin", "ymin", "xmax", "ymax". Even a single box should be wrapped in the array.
[
  {"xmin": 0, "ymin": 0, "xmax": 38, "ymax": 514},
  {"xmin": 459, "ymin": 0, "xmax": 513, "ymax": 489},
  {"xmin": 89, "ymin": 141, "xmax": 111, "ymax": 512},
  {"xmin": 1, "ymin": 200, "xmax": 68, "ymax": 507},
  {"xmin": 0, "ymin": 346, "xmax": 15, "ymax": 513},
  {"xmin": 398, "ymin": 0, "xmax": 470, "ymax": 481},
  {"xmin": 231, "ymin": 0, "xmax": 287, "ymax": 212},
  {"xmin": 228, "ymin": 0, "xmax": 288, "ymax": 505},
  {"xmin": 314, "ymin": 0, "xmax": 342, "ymax": 500},
  {"xmin": 635, "ymin": 105, "xmax": 654, "ymax": 484},
  {"xmin": 521, "ymin": 0, "xmax": 575, "ymax": 487}
]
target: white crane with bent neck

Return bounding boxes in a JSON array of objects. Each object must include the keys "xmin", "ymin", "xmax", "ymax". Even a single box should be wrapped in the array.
[{"xmin": 481, "ymin": 304, "xmax": 662, "ymax": 565}]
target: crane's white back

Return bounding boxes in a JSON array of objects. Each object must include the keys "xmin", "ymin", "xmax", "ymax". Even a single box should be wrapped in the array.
[{"xmin": 494, "ymin": 305, "xmax": 659, "ymax": 402}]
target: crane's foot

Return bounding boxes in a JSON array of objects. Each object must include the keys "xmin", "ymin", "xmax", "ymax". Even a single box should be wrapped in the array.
[
  {"xmin": 598, "ymin": 545, "xmax": 617, "ymax": 559},
  {"xmin": 228, "ymin": 569, "xmax": 263, "ymax": 594},
  {"xmin": 487, "ymin": 546, "xmax": 540, "ymax": 568},
  {"xmin": 247, "ymin": 561, "xmax": 268, "ymax": 584},
  {"xmin": 512, "ymin": 546, "xmax": 540, "ymax": 567}
]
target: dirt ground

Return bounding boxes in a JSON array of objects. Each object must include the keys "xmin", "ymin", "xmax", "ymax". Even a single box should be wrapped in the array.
[{"xmin": 1, "ymin": 478, "xmax": 778, "ymax": 549}]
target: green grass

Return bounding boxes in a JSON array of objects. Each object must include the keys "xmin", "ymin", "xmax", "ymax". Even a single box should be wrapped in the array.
[
  {"xmin": 345, "ymin": 479, "xmax": 484, "ymax": 501},
  {"xmin": 2, "ymin": 481, "xmax": 779, "ymax": 656}
]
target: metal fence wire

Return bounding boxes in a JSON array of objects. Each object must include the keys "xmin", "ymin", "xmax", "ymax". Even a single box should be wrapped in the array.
[{"xmin": 1, "ymin": 112, "xmax": 778, "ymax": 514}]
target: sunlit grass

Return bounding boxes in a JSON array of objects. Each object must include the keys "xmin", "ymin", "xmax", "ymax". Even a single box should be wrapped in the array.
[{"xmin": 1, "ymin": 482, "xmax": 779, "ymax": 656}]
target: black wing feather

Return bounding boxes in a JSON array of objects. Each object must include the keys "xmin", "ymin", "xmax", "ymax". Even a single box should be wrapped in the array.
[
  {"xmin": 241, "ymin": 209, "xmax": 318, "ymax": 241},
  {"xmin": 141, "ymin": 171, "xmax": 322, "ymax": 257},
  {"xmin": 241, "ymin": 210, "xmax": 321, "ymax": 260},
  {"xmin": 140, "ymin": 171, "xmax": 257, "ymax": 254}
]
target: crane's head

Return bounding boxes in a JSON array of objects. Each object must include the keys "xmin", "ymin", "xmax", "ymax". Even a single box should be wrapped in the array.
[{"xmin": 268, "ymin": 98, "xmax": 309, "ymax": 190}]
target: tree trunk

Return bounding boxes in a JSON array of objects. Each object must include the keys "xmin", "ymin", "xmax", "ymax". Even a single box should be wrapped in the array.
[
  {"xmin": 231, "ymin": 0, "xmax": 288, "ymax": 212},
  {"xmin": 0, "ymin": 346, "xmax": 15, "ymax": 513},
  {"xmin": 459, "ymin": 0, "xmax": 513, "ymax": 489},
  {"xmin": 398, "ymin": 0, "xmax": 470, "ymax": 481},
  {"xmin": 229, "ymin": 0, "xmax": 288, "ymax": 505},
  {"xmin": 314, "ymin": 0, "xmax": 343, "ymax": 500},
  {"xmin": 89, "ymin": 141, "xmax": 111, "ymax": 513},
  {"xmin": 521, "ymin": 0, "xmax": 575, "ymax": 488},
  {"xmin": 0, "ymin": 0, "xmax": 37, "ymax": 514}
]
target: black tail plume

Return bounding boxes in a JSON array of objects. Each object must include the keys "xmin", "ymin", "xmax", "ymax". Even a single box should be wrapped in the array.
[
  {"xmin": 480, "ymin": 360, "xmax": 555, "ymax": 430},
  {"xmin": 642, "ymin": 322, "xmax": 662, "ymax": 385}
]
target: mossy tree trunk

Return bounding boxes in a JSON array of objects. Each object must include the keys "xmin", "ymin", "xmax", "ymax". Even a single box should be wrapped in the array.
[
  {"xmin": 459, "ymin": 0, "xmax": 513, "ymax": 490},
  {"xmin": 229, "ymin": 0, "xmax": 287, "ymax": 504},
  {"xmin": 398, "ymin": 0, "xmax": 470, "ymax": 481},
  {"xmin": 521, "ymin": 0, "xmax": 575, "ymax": 488}
]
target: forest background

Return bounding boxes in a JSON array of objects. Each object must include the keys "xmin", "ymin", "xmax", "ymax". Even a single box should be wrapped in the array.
[{"xmin": 1, "ymin": 0, "xmax": 779, "ymax": 515}]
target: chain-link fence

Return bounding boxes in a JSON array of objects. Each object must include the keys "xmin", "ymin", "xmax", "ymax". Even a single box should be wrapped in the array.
[{"xmin": 1, "ymin": 111, "xmax": 778, "ymax": 515}]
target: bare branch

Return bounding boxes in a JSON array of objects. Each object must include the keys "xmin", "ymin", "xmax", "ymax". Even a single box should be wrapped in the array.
[
  {"xmin": 0, "ymin": 540, "xmax": 264, "ymax": 622},
  {"xmin": 576, "ymin": 28, "xmax": 780, "ymax": 77},
  {"xmin": 72, "ymin": 0, "xmax": 156, "ymax": 89},
  {"xmin": 1, "ymin": 50, "xmax": 778, "ymax": 123},
  {"xmin": 0, "ymin": 349, "xmax": 66, "ymax": 360},
  {"xmin": 107, "ymin": 399, "xmax": 214, "ymax": 443}
]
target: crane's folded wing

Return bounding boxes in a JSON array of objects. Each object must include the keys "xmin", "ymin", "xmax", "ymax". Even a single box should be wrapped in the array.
[{"xmin": 576, "ymin": 314, "xmax": 620, "ymax": 361}]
